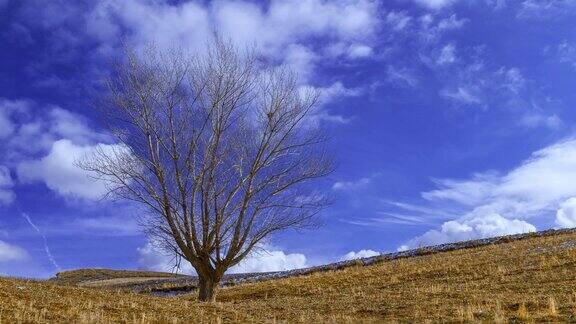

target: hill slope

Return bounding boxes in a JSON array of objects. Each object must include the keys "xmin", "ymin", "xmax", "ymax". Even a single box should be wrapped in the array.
[{"xmin": 2, "ymin": 230, "xmax": 576, "ymax": 322}]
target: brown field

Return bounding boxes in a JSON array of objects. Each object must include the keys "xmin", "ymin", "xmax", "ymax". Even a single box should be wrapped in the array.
[{"xmin": 2, "ymin": 231, "xmax": 576, "ymax": 323}]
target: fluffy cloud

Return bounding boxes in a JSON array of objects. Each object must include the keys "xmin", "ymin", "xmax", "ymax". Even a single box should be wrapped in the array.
[
  {"xmin": 340, "ymin": 249, "xmax": 380, "ymax": 260},
  {"xmin": 0, "ymin": 99, "xmax": 106, "ymax": 163},
  {"xmin": 86, "ymin": 0, "xmax": 380, "ymax": 79},
  {"xmin": 17, "ymin": 140, "xmax": 119, "ymax": 200},
  {"xmin": 403, "ymin": 138, "xmax": 576, "ymax": 249},
  {"xmin": 138, "ymin": 242, "xmax": 308, "ymax": 274},
  {"xmin": 399, "ymin": 214, "xmax": 535, "ymax": 250},
  {"xmin": 319, "ymin": 82, "xmax": 363, "ymax": 105},
  {"xmin": 347, "ymin": 44, "xmax": 374, "ymax": 59},
  {"xmin": 556, "ymin": 197, "xmax": 576, "ymax": 228},
  {"xmin": 0, "ymin": 236, "xmax": 52, "ymax": 278},
  {"xmin": 0, "ymin": 240, "xmax": 28, "ymax": 263},
  {"xmin": 231, "ymin": 249, "xmax": 307, "ymax": 273},
  {"xmin": 0, "ymin": 99, "xmax": 115, "ymax": 203},
  {"xmin": 137, "ymin": 241, "xmax": 191, "ymax": 274},
  {"xmin": 12, "ymin": 0, "xmax": 382, "ymax": 124}
]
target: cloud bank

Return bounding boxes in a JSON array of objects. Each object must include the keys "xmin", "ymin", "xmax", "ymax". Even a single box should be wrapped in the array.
[
  {"xmin": 340, "ymin": 249, "xmax": 380, "ymax": 260},
  {"xmin": 402, "ymin": 138, "xmax": 576, "ymax": 249},
  {"xmin": 138, "ymin": 242, "xmax": 308, "ymax": 274}
]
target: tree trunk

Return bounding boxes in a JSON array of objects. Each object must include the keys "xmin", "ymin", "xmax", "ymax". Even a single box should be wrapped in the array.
[{"xmin": 198, "ymin": 275, "xmax": 218, "ymax": 302}]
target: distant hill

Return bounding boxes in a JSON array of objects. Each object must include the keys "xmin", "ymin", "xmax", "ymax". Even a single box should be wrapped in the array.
[
  {"xmin": 50, "ymin": 268, "xmax": 188, "ymax": 285},
  {"xmin": 2, "ymin": 228, "xmax": 574, "ymax": 322}
]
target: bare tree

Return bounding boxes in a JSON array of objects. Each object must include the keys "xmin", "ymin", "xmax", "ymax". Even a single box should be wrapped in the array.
[{"xmin": 80, "ymin": 39, "xmax": 334, "ymax": 301}]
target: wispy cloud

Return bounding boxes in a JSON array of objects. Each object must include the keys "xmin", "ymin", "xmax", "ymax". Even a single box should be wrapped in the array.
[
  {"xmin": 20, "ymin": 212, "xmax": 60, "ymax": 272},
  {"xmin": 414, "ymin": 0, "xmax": 459, "ymax": 10},
  {"xmin": 332, "ymin": 177, "xmax": 372, "ymax": 191},
  {"xmin": 0, "ymin": 166, "xmax": 15, "ymax": 206},
  {"xmin": 402, "ymin": 137, "xmax": 576, "ymax": 249},
  {"xmin": 347, "ymin": 213, "xmax": 429, "ymax": 227},
  {"xmin": 558, "ymin": 41, "xmax": 576, "ymax": 69},
  {"xmin": 386, "ymin": 66, "xmax": 419, "ymax": 87}
]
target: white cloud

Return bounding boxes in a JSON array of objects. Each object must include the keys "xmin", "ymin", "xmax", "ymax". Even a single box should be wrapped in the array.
[
  {"xmin": 436, "ymin": 62, "xmax": 528, "ymax": 108},
  {"xmin": 0, "ymin": 166, "xmax": 15, "ymax": 206},
  {"xmin": 137, "ymin": 241, "xmax": 191, "ymax": 274},
  {"xmin": 0, "ymin": 165, "xmax": 14, "ymax": 186},
  {"xmin": 230, "ymin": 249, "xmax": 307, "ymax": 273},
  {"xmin": 0, "ymin": 98, "xmax": 30, "ymax": 139},
  {"xmin": 0, "ymin": 100, "xmax": 107, "ymax": 163},
  {"xmin": 414, "ymin": 0, "xmax": 458, "ymax": 9},
  {"xmin": 386, "ymin": 11, "xmax": 412, "ymax": 31},
  {"xmin": 78, "ymin": 0, "xmax": 382, "ymax": 120},
  {"xmin": 88, "ymin": 0, "xmax": 380, "ymax": 82},
  {"xmin": 319, "ymin": 82, "xmax": 363, "ymax": 104},
  {"xmin": 426, "ymin": 139, "xmax": 576, "ymax": 211},
  {"xmin": 284, "ymin": 44, "xmax": 318, "ymax": 81},
  {"xmin": 440, "ymin": 86, "xmax": 482, "ymax": 105},
  {"xmin": 46, "ymin": 107, "xmax": 102, "ymax": 145},
  {"xmin": 332, "ymin": 177, "xmax": 372, "ymax": 191},
  {"xmin": 556, "ymin": 197, "xmax": 576, "ymax": 228},
  {"xmin": 17, "ymin": 139, "xmax": 119, "ymax": 200},
  {"xmin": 423, "ymin": 172, "xmax": 499, "ymax": 206},
  {"xmin": 437, "ymin": 14, "xmax": 468, "ymax": 30},
  {"xmin": 347, "ymin": 44, "xmax": 374, "ymax": 59},
  {"xmin": 340, "ymin": 249, "xmax": 380, "ymax": 261},
  {"xmin": 138, "ymin": 241, "xmax": 308, "ymax": 274},
  {"xmin": 0, "ymin": 240, "xmax": 28, "ymax": 263},
  {"xmin": 0, "ymin": 99, "xmax": 112, "ymax": 204},
  {"xmin": 386, "ymin": 66, "xmax": 419, "ymax": 87},
  {"xmin": 501, "ymin": 67, "xmax": 525, "ymax": 93},
  {"xmin": 417, "ymin": 14, "xmax": 467, "ymax": 43},
  {"xmin": 517, "ymin": 0, "xmax": 576, "ymax": 19},
  {"xmin": 399, "ymin": 214, "xmax": 535, "ymax": 250},
  {"xmin": 0, "ymin": 109, "xmax": 15, "ymax": 139},
  {"xmin": 558, "ymin": 41, "xmax": 576, "ymax": 69},
  {"xmin": 520, "ymin": 113, "xmax": 562, "ymax": 130},
  {"xmin": 300, "ymin": 81, "xmax": 363, "ymax": 125},
  {"xmin": 15, "ymin": 0, "xmax": 380, "ymax": 113},
  {"xmin": 437, "ymin": 43, "xmax": 457, "ymax": 65},
  {"xmin": 404, "ymin": 138, "xmax": 576, "ymax": 249}
]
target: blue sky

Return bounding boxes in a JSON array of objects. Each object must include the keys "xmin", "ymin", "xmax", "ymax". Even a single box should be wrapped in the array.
[{"xmin": 1, "ymin": 0, "xmax": 576, "ymax": 278}]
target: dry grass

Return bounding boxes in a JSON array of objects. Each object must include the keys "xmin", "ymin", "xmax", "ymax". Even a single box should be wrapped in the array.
[{"xmin": 2, "ymin": 232, "xmax": 576, "ymax": 323}]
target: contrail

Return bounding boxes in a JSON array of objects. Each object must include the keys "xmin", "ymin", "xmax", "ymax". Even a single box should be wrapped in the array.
[{"xmin": 20, "ymin": 212, "xmax": 61, "ymax": 272}]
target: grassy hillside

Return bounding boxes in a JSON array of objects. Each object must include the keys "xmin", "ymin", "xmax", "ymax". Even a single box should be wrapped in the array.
[
  {"xmin": 50, "ymin": 268, "xmax": 187, "ymax": 285},
  {"xmin": 2, "ymin": 231, "xmax": 576, "ymax": 323}
]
